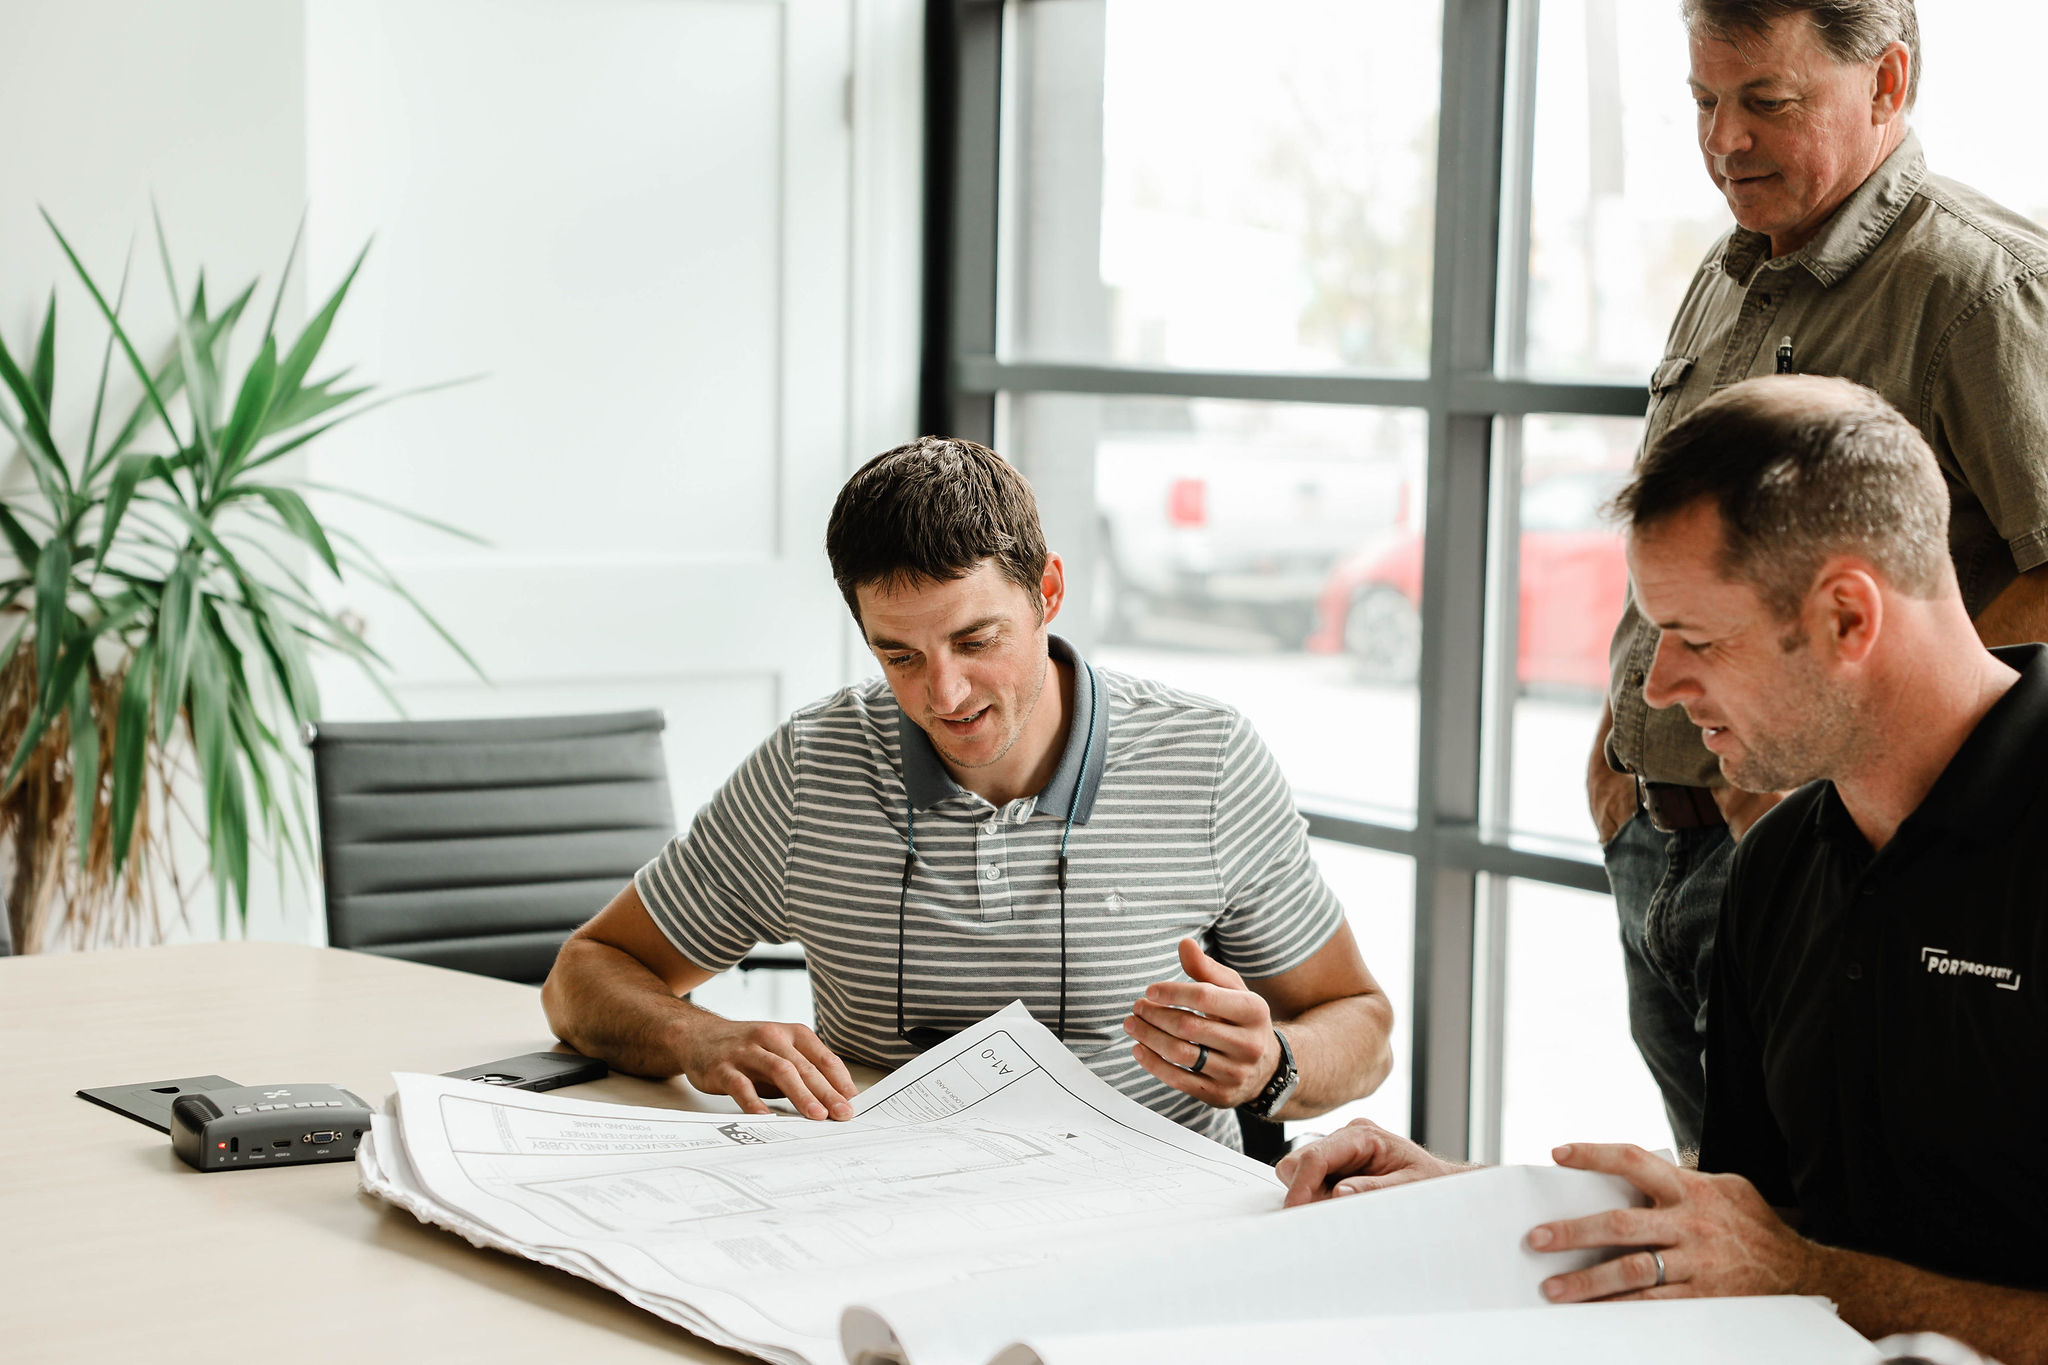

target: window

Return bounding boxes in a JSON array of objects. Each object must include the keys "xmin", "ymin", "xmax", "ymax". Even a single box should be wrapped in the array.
[
  {"xmin": 1511, "ymin": 0, "xmax": 1728, "ymax": 381},
  {"xmin": 1491, "ymin": 414, "xmax": 1638, "ymax": 847},
  {"xmin": 1005, "ymin": 393, "xmax": 1424, "ymax": 816},
  {"xmin": 1494, "ymin": 879, "xmax": 1670, "ymax": 1162},
  {"xmin": 1003, "ymin": 0, "xmax": 1440, "ymax": 374},
  {"xmin": 1301, "ymin": 841, "xmax": 1415, "ymax": 1141},
  {"xmin": 931, "ymin": 0, "xmax": 1676, "ymax": 1160}
]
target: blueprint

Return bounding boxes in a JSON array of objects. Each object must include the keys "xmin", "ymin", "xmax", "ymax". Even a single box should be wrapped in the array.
[
  {"xmin": 359, "ymin": 1001, "xmax": 1281, "ymax": 1364},
  {"xmin": 361, "ymin": 1002, "xmax": 1867, "ymax": 1365}
]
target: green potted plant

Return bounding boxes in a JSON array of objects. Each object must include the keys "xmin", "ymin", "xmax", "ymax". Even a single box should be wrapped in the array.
[{"xmin": 0, "ymin": 208, "xmax": 479, "ymax": 952}]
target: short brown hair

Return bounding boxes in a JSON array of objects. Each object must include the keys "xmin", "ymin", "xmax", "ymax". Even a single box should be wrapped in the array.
[
  {"xmin": 1611, "ymin": 375, "xmax": 1947, "ymax": 620},
  {"xmin": 1683, "ymin": 0, "xmax": 1920, "ymax": 108},
  {"xmin": 825, "ymin": 436, "xmax": 1048, "ymax": 623}
]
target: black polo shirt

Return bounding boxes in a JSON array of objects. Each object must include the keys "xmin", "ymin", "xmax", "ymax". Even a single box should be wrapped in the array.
[{"xmin": 1700, "ymin": 644, "xmax": 2048, "ymax": 1288}]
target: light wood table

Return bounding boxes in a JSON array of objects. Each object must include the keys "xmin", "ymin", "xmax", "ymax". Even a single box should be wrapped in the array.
[{"xmin": 0, "ymin": 941, "xmax": 857, "ymax": 1363}]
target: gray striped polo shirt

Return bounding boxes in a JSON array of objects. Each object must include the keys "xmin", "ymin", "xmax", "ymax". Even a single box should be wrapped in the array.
[{"xmin": 635, "ymin": 636, "xmax": 1345, "ymax": 1148}]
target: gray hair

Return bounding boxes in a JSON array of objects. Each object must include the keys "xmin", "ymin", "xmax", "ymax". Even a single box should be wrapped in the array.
[
  {"xmin": 1683, "ymin": 1, "xmax": 1920, "ymax": 108},
  {"xmin": 1612, "ymin": 375, "xmax": 1948, "ymax": 621}
]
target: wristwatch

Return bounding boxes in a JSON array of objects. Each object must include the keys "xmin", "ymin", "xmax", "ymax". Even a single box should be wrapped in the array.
[{"xmin": 1242, "ymin": 1028, "xmax": 1299, "ymax": 1120}]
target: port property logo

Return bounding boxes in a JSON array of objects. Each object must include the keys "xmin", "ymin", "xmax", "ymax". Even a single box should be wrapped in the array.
[{"xmin": 1921, "ymin": 946, "xmax": 2022, "ymax": 992}]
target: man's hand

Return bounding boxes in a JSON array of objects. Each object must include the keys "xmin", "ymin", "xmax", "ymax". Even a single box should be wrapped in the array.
[
  {"xmin": 1527, "ymin": 1143, "xmax": 1814, "ymax": 1302},
  {"xmin": 1276, "ymin": 1117, "xmax": 1469, "ymax": 1207},
  {"xmin": 1124, "ymin": 938, "xmax": 1282, "ymax": 1109},
  {"xmin": 1587, "ymin": 704, "xmax": 1637, "ymax": 845},
  {"xmin": 682, "ymin": 1017, "xmax": 857, "ymax": 1121}
]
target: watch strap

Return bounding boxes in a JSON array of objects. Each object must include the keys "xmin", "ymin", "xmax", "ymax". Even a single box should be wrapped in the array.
[{"xmin": 1244, "ymin": 1027, "xmax": 1298, "ymax": 1119}]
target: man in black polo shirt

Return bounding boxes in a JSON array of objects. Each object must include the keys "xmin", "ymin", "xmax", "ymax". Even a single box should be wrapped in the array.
[{"xmin": 1280, "ymin": 376, "xmax": 2046, "ymax": 1359}]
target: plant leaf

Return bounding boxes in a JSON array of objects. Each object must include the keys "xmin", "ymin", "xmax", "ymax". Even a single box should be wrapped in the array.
[
  {"xmin": 262, "ymin": 208, "xmax": 306, "ymax": 345},
  {"xmin": 149, "ymin": 202, "xmax": 220, "ymax": 489},
  {"xmin": 109, "ymin": 640, "xmax": 153, "ymax": 872},
  {"xmin": 273, "ymin": 239, "xmax": 371, "ymax": 417},
  {"xmin": 141, "ymin": 495, "xmax": 252, "ymax": 586},
  {"xmin": 232, "ymin": 484, "xmax": 339, "ymax": 575},
  {"xmin": 42, "ymin": 208, "xmax": 183, "ymax": 453},
  {"xmin": 260, "ymin": 374, "xmax": 371, "ymax": 439},
  {"xmin": 83, "ymin": 240, "xmax": 135, "ymax": 470},
  {"xmin": 32, "ymin": 539, "xmax": 72, "ymax": 705},
  {"xmin": 241, "ymin": 373, "xmax": 481, "ymax": 475},
  {"xmin": 93, "ymin": 452, "xmax": 177, "ymax": 574},
  {"xmin": 0, "ymin": 503, "xmax": 41, "ymax": 573},
  {"xmin": 30, "ymin": 291, "xmax": 56, "ymax": 411},
  {"xmin": 0, "ymin": 309, "xmax": 58, "ymax": 462},
  {"xmin": 93, "ymin": 294, "xmax": 242, "ymax": 479},
  {"xmin": 68, "ymin": 666, "xmax": 99, "ymax": 872},
  {"xmin": 154, "ymin": 557, "xmax": 200, "ymax": 747},
  {"xmin": 233, "ymin": 569, "xmax": 320, "ymax": 721},
  {"xmin": 334, "ymin": 528, "xmax": 488, "ymax": 681},
  {"xmin": 204, "ymin": 279, "xmax": 258, "ymax": 380},
  {"xmin": 4, "ymin": 597, "xmax": 141, "ymax": 792},
  {"xmin": 0, "ymin": 331, "xmax": 70, "ymax": 509},
  {"xmin": 289, "ymin": 477, "xmax": 492, "ymax": 547},
  {"xmin": 188, "ymin": 640, "xmax": 248, "ymax": 928},
  {"xmin": 217, "ymin": 335, "xmax": 278, "ymax": 476}
]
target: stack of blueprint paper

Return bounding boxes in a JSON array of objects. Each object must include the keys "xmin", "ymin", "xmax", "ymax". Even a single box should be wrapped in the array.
[{"xmin": 359, "ymin": 1002, "xmax": 1879, "ymax": 1365}]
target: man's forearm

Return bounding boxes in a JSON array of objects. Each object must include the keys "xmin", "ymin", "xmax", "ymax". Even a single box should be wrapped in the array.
[
  {"xmin": 1807, "ymin": 1243, "xmax": 2048, "ymax": 1363},
  {"xmin": 1273, "ymin": 991, "xmax": 1394, "ymax": 1120},
  {"xmin": 542, "ymin": 936, "xmax": 715, "ymax": 1079}
]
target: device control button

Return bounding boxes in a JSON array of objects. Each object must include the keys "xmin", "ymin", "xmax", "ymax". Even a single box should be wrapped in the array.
[
  {"xmin": 255, "ymin": 1104, "xmax": 271, "ymax": 1111},
  {"xmin": 235, "ymin": 1106, "xmax": 253, "ymax": 1114}
]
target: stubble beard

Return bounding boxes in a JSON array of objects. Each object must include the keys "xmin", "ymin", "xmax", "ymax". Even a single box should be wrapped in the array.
[
  {"xmin": 1715, "ymin": 651, "xmax": 1859, "ymax": 795},
  {"xmin": 928, "ymin": 654, "xmax": 1050, "ymax": 773}
]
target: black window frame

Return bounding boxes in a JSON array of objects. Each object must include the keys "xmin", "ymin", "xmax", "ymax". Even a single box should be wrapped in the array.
[{"xmin": 922, "ymin": 0, "xmax": 1651, "ymax": 1159}]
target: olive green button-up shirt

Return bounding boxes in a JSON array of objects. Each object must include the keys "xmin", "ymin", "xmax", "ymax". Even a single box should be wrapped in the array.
[{"xmin": 1608, "ymin": 133, "xmax": 2048, "ymax": 787}]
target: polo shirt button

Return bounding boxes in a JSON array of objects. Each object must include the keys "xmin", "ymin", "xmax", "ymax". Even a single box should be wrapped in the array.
[
  {"xmin": 983, "ymin": 821, "xmax": 999, "ymax": 835},
  {"xmin": 984, "ymin": 865, "xmax": 1001, "ymax": 881},
  {"xmin": 1846, "ymin": 961, "xmax": 1863, "ymax": 980}
]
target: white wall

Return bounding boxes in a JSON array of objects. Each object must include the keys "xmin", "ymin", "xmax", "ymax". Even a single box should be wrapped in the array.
[
  {"xmin": 0, "ymin": 0, "xmax": 923, "ymax": 952},
  {"xmin": 0, "ymin": 0, "xmax": 314, "ymax": 948}
]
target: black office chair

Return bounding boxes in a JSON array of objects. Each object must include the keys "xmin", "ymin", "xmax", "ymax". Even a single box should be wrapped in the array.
[{"xmin": 306, "ymin": 710, "xmax": 676, "ymax": 984}]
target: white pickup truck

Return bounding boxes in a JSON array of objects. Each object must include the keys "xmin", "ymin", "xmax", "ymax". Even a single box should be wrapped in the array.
[{"xmin": 1094, "ymin": 427, "xmax": 1410, "ymax": 647}]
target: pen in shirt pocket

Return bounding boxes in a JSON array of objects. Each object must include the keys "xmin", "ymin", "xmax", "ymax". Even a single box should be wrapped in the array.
[{"xmin": 1776, "ymin": 335, "xmax": 1795, "ymax": 374}]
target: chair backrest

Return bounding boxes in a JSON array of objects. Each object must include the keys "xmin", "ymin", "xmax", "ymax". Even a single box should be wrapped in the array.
[{"xmin": 307, "ymin": 710, "xmax": 675, "ymax": 984}]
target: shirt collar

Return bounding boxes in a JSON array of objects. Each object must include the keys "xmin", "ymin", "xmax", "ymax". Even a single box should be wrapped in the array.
[
  {"xmin": 1810, "ymin": 642, "xmax": 2048, "ymax": 852},
  {"xmin": 1717, "ymin": 131, "xmax": 1927, "ymax": 289},
  {"xmin": 1899, "ymin": 643, "xmax": 2048, "ymax": 844},
  {"xmin": 895, "ymin": 634, "xmax": 1109, "ymax": 822}
]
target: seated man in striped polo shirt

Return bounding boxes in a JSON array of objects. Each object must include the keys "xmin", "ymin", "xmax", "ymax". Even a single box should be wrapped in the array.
[{"xmin": 542, "ymin": 437, "xmax": 1395, "ymax": 1148}]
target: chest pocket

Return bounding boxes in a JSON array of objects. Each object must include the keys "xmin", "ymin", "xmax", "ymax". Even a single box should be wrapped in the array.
[{"xmin": 1645, "ymin": 355, "xmax": 1696, "ymax": 449}]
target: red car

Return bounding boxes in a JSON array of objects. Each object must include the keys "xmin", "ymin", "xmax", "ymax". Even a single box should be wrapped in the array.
[{"xmin": 1306, "ymin": 471, "xmax": 1629, "ymax": 691}]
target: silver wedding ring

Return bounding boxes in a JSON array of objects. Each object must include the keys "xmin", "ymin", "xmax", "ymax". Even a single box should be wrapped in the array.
[
  {"xmin": 1189, "ymin": 1044, "xmax": 1210, "ymax": 1075},
  {"xmin": 1650, "ymin": 1249, "xmax": 1667, "ymax": 1288}
]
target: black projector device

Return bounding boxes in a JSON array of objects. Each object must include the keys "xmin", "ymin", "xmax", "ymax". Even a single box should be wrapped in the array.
[{"xmin": 169, "ymin": 1083, "xmax": 372, "ymax": 1171}]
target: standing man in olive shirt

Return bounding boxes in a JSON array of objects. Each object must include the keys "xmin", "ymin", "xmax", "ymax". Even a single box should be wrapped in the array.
[{"xmin": 1592, "ymin": 0, "xmax": 2048, "ymax": 1151}]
